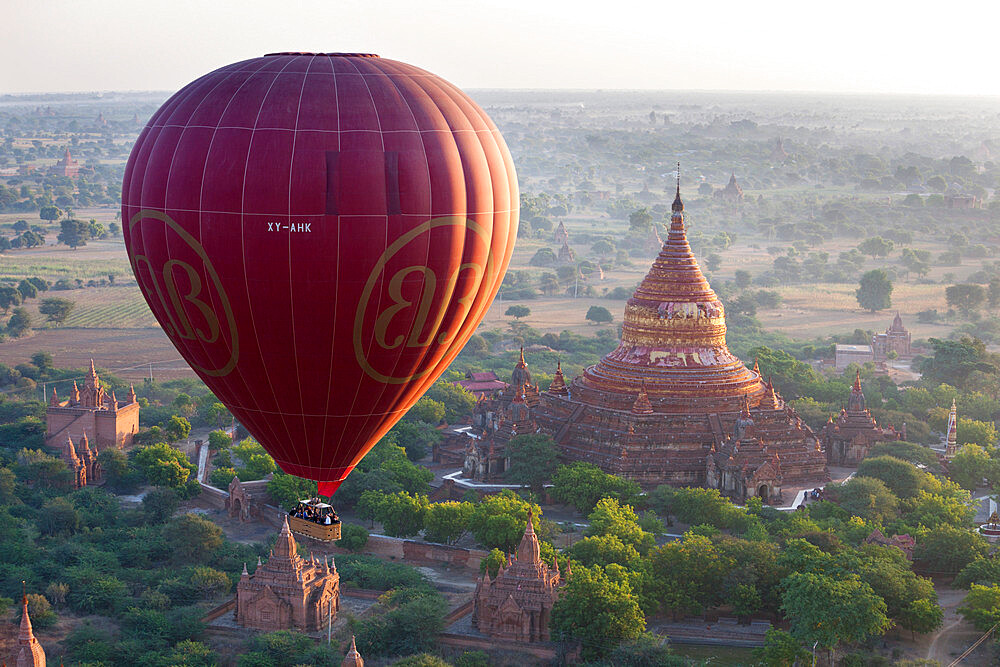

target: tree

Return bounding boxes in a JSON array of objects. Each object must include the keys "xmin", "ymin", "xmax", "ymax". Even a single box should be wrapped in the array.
[
  {"xmin": 7, "ymin": 307, "xmax": 31, "ymax": 337},
  {"xmin": 33, "ymin": 304, "xmax": 66, "ymax": 329},
  {"xmin": 13, "ymin": 219, "xmax": 28, "ymax": 232},
  {"xmin": 781, "ymin": 572, "xmax": 890, "ymax": 649},
  {"xmin": 567, "ymin": 534, "xmax": 642, "ymax": 569},
  {"xmin": 529, "ymin": 247, "xmax": 557, "ymax": 267},
  {"xmin": 585, "ymin": 305, "xmax": 613, "ymax": 324},
  {"xmin": 37, "ymin": 496, "xmax": 82, "ymax": 536},
  {"xmin": 754, "ymin": 629, "xmax": 811, "ymax": 667},
  {"xmin": 142, "ymin": 487, "xmax": 180, "ymax": 524},
  {"xmin": 374, "ymin": 491, "xmax": 428, "ymax": 538},
  {"xmin": 423, "ymin": 501, "xmax": 474, "ymax": 544},
  {"xmin": 628, "ymin": 208, "xmax": 653, "ymax": 233},
  {"xmin": 946, "ymin": 284, "xmax": 987, "ymax": 317},
  {"xmin": 406, "ymin": 397, "xmax": 445, "ymax": 424},
  {"xmin": 57, "ymin": 219, "xmax": 90, "ymax": 249},
  {"xmin": 551, "ymin": 564, "xmax": 645, "ymax": 660},
  {"xmin": 135, "ymin": 443, "xmax": 197, "ymax": 493},
  {"xmin": 551, "ymin": 462, "xmax": 641, "ymax": 514},
  {"xmin": 390, "ymin": 420, "xmax": 440, "ymax": 461},
  {"xmin": 948, "ymin": 444, "xmax": 995, "ymax": 490},
  {"xmin": 856, "ymin": 456, "xmax": 933, "ymax": 498},
  {"xmin": 858, "ymin": 236, "xmax": 894, "ymax": 259},
  {"xmin": 585, "ymin": 497, "xmax": 654, "ymax": 555},
  {"xmin": 337, "ymin": 523, "xmax": 369, "ymax": 552},
  {"xmin": 39, "ymin": 206, "xmax": 61, "ymax": 223},
  {"xmin": 705, "ymin": 253, "xmax": 722, "ymax": 272},
  {"xmin": 856, "ymin": 269, "xmax": 892, "ymax": 312},
  {"xmin": 16, "ymin": 279, "xmax": 38, "ymax": 300},
  {"xmin": 505, "ymin": 305, "xmax": 530, "ymax": 320},
  {"xmin": 0, "ymin": 286, "xmax": 21, "ymax": 312},
  {"xmin": 166, "ymin": 415, "xmax": 192, "ymax": 441},
  {"xmin": 900, "ymin": 598, "xmax": 944, "ymax": 638},
  {"xmin": 354, "ymin": 590, "xmax": 447, "ymax": 658},
  {"xmin": 208, "ymin": 429, "xmax": 232, "ymax": 451},
  {"xmin": 957, "ymin": 584, "xmax": 1000, "ymax": 631},
  {"xmin": 913, "ymin": 525, "xmax": 989, "ymax": 575},
  {"xmin": 468, "ymin": 489, "xmax": 541, "ymax": 552},
  {"xmin": 163, "ymin": 513, "xmax": 224, "ymax": 563},
  {"xmin": 831, "ymin": 476, "xmax": 899, "ymax": 523},
  {"xmin": 30, "ymin": 351, "xmax": 52, "ymax": 371},
  {"xmin": 505, "ymin": 434, "xmax": 558, "ymax": 493}
]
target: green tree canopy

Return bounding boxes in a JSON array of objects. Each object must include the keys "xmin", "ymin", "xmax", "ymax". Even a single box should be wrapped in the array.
[
  {"xmin": 550, "ymin": 564, "xmax": 645, "ymax": 661},
  {"xmin": 505, "ymin": 433, "xmax": 558, "ymax": 493},
  {"xmin": 856, "ymin": 269, "xmax": 893, "ymax": 312}
]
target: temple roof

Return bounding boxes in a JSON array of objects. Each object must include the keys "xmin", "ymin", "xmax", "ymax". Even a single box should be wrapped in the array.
[
  {"xmin": 342, "ymin": 635, "xmax": 364, "ymax": 667},
  {"xmin": 17, "ymin": 592, "xmax": 46, "ymax": 667},
  {"xmin": 516, "ymin": 510, "xmax": 541, "ymax": 564},
  {"xmin": 579, "ymin": 179, "xmax": 762, "ymax": 406}
]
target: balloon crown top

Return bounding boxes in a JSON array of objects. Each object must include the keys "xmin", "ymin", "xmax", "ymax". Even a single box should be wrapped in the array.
[{"xmin": 265, "ymin": 52, "xmax": 380, "ymax": 58}]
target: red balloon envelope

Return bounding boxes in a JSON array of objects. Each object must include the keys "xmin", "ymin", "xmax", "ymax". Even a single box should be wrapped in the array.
[{"xmin": 122, "ymin": 53, "xmax": 518, "ymax": 496}]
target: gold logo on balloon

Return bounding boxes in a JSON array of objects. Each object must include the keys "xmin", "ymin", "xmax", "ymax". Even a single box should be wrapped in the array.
[
  {"xmin": 354, "ymin": 217, "xmax": 493, "ymax": 384},
  {"xmin": 128, "ymin": 209, "xmax": 240, "ymax": 377}
]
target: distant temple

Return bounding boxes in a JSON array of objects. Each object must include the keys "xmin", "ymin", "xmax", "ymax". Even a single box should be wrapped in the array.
[
  {"xmin": 821, "ymin": 372, "xmax": 902, "ymax": 466},
  {"xmin": 533, "ymin": 183, "xmax": 827, "ymax": 500},
  {"xmin": 714, "ymin": 173, "xmax": 744, "ymax": 203},
  {"xmin": 557, "ymin": 240, "xmax": 576, "ymax": 264},
  {"xmin": 61, "ymin": 433, "xmax": 101, "ymax": 489},
  {"xmin": 865, "ymin": 528, "xmax": 915, "ymax": 560},
  {"xmin": 770, "ymin": 137, "xmax": 789, "ymax": 162},
  {"xmin": 872, "ymin": 312, "xmax": 911, "ymax": 360},
  {"xmin": 13, "ymin": 592, "xmax": 46, "ymax": 667},
  {"xmin": 554, "ymin": 221, "xmax": 569, "ymax": 245},
  {"xmin": 46, "ymin": 360, "xmax": 139, "ymax": 453},
  {"xmin": 236, "ymin": 516, "xmax": 340, "ymax": 632},
  {"xmin": 472, "ymin": 511, "xmax": 564, "ymax": 643},
  {"xmin": 461, "ymin": 350, "xmax": 542, "ymax": 481},
  {"xmin": 48, "ymin": 148, "xmax": 80, "ymax": 178}
]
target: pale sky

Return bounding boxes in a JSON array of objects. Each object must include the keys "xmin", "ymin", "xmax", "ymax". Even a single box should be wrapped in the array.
[{"xmin": 2, "ymin": 0, "xmax": 998, "ymax": 96}]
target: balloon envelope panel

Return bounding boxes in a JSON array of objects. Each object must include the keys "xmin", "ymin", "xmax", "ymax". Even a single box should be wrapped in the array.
[{"xmin": 122, "ymin": 53, "xmax": 518, "ymax": 495}]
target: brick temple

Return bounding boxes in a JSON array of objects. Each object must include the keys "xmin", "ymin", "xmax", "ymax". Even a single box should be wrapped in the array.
[
  {"xmin": 472, "ymin": 511, "xmax": 563, "ymax": 642},
  {"xmin": 821, "ymin": 372, "xmax": 902, "ymax": 466},
  {"xmin": 46, "ymin": 360, "xmax": 139, "ymax": 452},
  {"xmin": 534, "ymin": 184, "xmax": 828, "ymax": 500},
  {"xmin": 236, "ymin": 516, "xmax": 340, "ymax": 632}
]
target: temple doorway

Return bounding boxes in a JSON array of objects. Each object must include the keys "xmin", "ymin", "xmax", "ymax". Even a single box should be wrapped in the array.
[
  {"xmin": 758, "ymin": 485, "xmax": 769, "ymax": 502},
  {"xmin": 232, "ymin": 498, "xmax": 242, "ymax": 519}
]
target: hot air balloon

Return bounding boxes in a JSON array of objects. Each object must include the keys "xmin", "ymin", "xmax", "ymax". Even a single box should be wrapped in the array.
[{"xmin": 122, "ymin": 53, "xmax": 518, "ymax": 503}]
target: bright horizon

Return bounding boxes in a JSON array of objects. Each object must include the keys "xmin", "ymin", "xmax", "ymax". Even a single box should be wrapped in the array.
[{"xmin": 3, "ymin": 0, "xmax": 999, "ymax": 97}]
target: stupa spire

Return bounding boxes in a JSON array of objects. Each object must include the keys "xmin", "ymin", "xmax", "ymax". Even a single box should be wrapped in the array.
[
  {"xmin": 273, "ymin": 515, "xmax": 298, "ymax": 560},
  {"xmin": 342, "ymin": 635, "xmax": 364, "ymax": 667},
  {"xmin": 516, "ymin": 510, "xmax": 541, "ymax": 564},
  {"xmin": 853, "ymin": 369, "xmax": 862, "ymax": 392},
  {"xmin": 17, "ymin": 583, "xmax": 46, "ymax": 666}
]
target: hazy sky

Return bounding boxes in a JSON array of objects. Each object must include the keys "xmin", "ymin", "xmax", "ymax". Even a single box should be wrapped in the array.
[{"xmin": 3, "ymin": 0, "xmax": 998, "ymax": 96}]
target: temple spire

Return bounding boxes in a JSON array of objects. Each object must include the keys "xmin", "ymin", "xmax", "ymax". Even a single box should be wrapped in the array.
[
  {"xmin": 672, "ymin": 162, "xmax": 683, "ymax": 214},
  {"xmin": 853, "ymin": 369, "xmax": 862, "ymax": 392},
  {"xmin": 17, "ymin": 582, "xmax": 46, "ymax": 667},
  {"xmin": 273, "ymin": 515, "xmax": 298, "ymax": 560},
  {"xmin": 515, "ymin": 510, "xmax": 541, "ymax": 564},
  {"xmin": 342, "ymin": 635, "xmax": 364, "ymax": 667}
]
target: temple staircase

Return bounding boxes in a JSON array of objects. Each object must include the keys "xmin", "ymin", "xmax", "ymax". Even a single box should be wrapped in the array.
[
  {"xmin": 708, "ymin": 413, "xmax": 727, "ymax": 446},
  {"xmin": 553, "ymin": 404, "xmax": 586, "ymax": 444}
]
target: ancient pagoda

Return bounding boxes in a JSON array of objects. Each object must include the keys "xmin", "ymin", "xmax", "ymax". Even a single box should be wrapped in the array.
[
  {"xmin": 536, "ymin": 180, "xmax": 828, "ymax": 494},
  {"xmin": 46, "ymin": 360, "xmax": 140, "ymax": 452},
  {"xmin": 822, "ymin": 371, "xmax": 902, "ymax": 466},
  {"xmin": 472, "ymin": 511, "xmax": 563, "ymax": 643},
  {"xmin": 14, "ymin": 591, "xmax": 46, "ymax": 667},
  {"xmin": 236, "ymin": 516, "xmax": 340, "ymax": 632}
]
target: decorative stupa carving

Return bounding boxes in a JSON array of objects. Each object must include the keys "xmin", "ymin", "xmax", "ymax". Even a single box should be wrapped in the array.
[{"xmin": 536, "ymin": 172, "xmax": 827, "ymax": 495}]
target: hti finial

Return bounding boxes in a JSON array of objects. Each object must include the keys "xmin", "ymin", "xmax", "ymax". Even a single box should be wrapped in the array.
[{"xmin": 672, "ymin": 162, "xmax": 684, "ymax": 214}]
